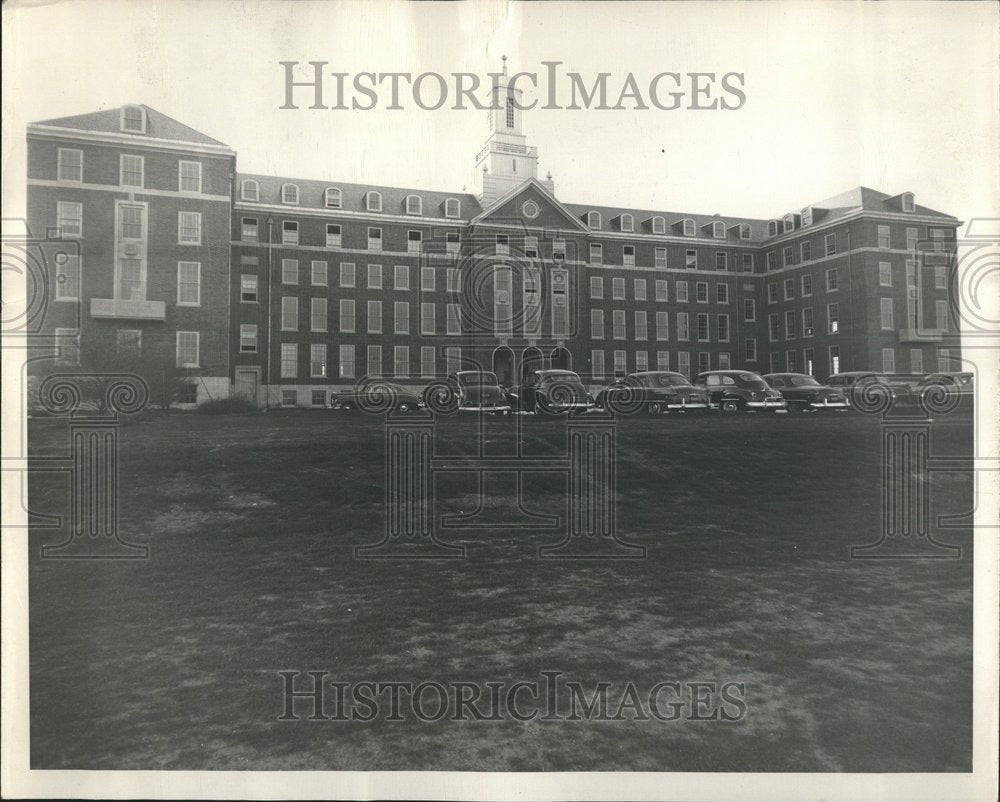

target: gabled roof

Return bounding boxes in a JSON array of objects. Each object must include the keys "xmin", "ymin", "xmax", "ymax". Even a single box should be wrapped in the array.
[
  {"xmin": 470, "ymin": 177, "xmax": 590, "ymax": 231},
  {"xmin": 33, "ymin": 105, "xmax": 228, "ymax": 146}
]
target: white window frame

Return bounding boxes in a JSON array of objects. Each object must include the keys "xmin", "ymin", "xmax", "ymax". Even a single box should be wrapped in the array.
[
  {"xmin": 120, "ymin": 154, "xmax": 144, "ymax": 188},
  {"xmin": 280, "ymin": 343, "xmax": 298, "ymax": 378},
  {"xmin": 713, "ymin": 221, "xmax": 725, "ymax": 239},
  {"xmin": 176, "ymin": 331, "xmax": 200, "ymax": 368},
  {"xmin": 56, "ymin": 201, "xmax": 82, "ymax": 238},
  {"xmin": 176, "ymin": 261, "xmax": 201, "ymax": 306},
  {"xmin": 281, "ymin": 183, "xmax": 300, "ymax": 205},
  {"xmin": 405, "ymin": 195, "xmax": 422, "ymax": 215},
  {"xmin": 366, "ymin": 191, "xmax": 382, "ymax": 212},
  {"xmin": 312, "ymin": 260, "xmax": 328, "ymax": 286},
  {"xmin": 55, "ymin": 253, "xmax": 80, "ymax": 301},
  {"xmin": 178, "ymin": 160, "xmax": 202, "ymax": 193},
  {"xmin": 57, "ymin": 148, "xmax": 83, "ymax": 182},
  {"xmin": 620, "ymin": 213, "xmax": 634, "ymax": 233},
  {"xmin": 241, "ymin": 179, "xmax": 259, "ymax": 201},
  {"xmin": 588, "ymin": 211, "xmax": 602, "ymax": 229},
  {"xmin": 311, "ymin": 297, "xmax": 328, "ymax": 332},
  {"xmin": 445, "ymin": 198, "xmax": 461, "ymax": 219},
  {"xmin": 325, "ymin": 187, "xmax": 342, "ymax": 208},
  {"xmin": 177, "ymin": 211, "xmax": 202, "ymax": 245},
  {"xmin": 120, "ymin": 105, "xmax": 146, "ymax": 133}
]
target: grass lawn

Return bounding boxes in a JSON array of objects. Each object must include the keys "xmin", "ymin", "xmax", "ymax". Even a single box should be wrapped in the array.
[{"xmin": 28, "ymin": 407, "xmax": 974, "ymax": 771}]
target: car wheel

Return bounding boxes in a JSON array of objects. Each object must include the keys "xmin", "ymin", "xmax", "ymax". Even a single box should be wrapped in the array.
[
  {"xmin": 721, "ymin": 399, "xmax": 741, "ymax": 413},
  {"xmin": 646, "ymin": 401, "xmax": 662, "ymax": 417}
]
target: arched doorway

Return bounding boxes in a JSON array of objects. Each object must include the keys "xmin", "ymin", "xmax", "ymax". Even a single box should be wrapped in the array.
[
  {"xmin": 521, "ymin": 346, "xmax": 544, "ymax": 383},
  {"xmin": 492, "ymin": 346, "xmax": 515, "ymax": 389},
  {"xmin": 550, "ymin": 347, "xmax": 571, "ymax": 371}
]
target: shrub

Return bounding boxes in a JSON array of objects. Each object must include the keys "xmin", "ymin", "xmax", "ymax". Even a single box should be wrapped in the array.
[{"xmin": 195, "ymin": 396, "xmax": 259, "ymax": 415}]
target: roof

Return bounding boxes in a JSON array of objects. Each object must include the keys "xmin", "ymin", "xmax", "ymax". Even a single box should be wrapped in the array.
[{"xmin": 33, "ymin": 105, "xmax": 228, "ymax": 146}]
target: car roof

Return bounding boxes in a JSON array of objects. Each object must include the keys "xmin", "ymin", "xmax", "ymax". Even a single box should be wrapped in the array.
[
  {"xmin": 763, "ymin": 372, "xmax": 812, "ymax": 379},
  {"xmin": 629, "ymin": 371, "xmax": 687, "ymax": 378},
  {"xmin": 536, "ymin": 369, "xmax": 579, "ymax": 376},
  {"xmin": 697, "ymin": 370, "xmax": 760, "ymax": 376}
]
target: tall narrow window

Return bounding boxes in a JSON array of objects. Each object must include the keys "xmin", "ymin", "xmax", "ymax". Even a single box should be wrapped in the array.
[
  {"xmin": 55, "ymin": 254, "xmax": 80, "ymax": 300},
  {"xmin": 176, "ymin": 332, "xmax": 200, "ymax": 368},
  {"xmin": 58, "ymin": 148, "xmax": 83, "ymax": 182},
  {"xmin": 177, "ymin": 261, "xmax": 201, "ymax": 305},
  {"xmin": 280, "ymin": 344, "xmax": 298, "ymax": 378},
  {"xmin": 57, "ymin": 202, "xmax": 82, "ymax": 237},
  {"xmin": 120, "ymin": 154, "xmax": 144, "ymax": 188},
  {"xmin": 178, "ymin": 161, "xmax": 202, "ymax": 193},
  {"xmin": 178, "ymin": 212, "xmax": 201, "ymax": 244}
]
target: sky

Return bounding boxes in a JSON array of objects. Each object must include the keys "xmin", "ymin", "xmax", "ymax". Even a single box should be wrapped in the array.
[{"xmin": 3, "ymin": 0, "xmax": 998, "ymax": 226}]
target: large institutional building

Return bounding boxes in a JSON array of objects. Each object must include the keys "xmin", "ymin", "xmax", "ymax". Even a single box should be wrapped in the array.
[{"xmin": 26, "ymin": 70, "xmax": 962, "ymax": 407}]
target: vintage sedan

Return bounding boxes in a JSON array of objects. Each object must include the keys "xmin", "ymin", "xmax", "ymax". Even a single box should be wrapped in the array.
[
  {"xmin": 445, "ymin": 370, "xmax": 511, "ymax": 414},
  {"xmin": 507, "ymin": 369, "xmax": 594, "ymax": 414},
  {"xmin": 762, "ymin": 373, "xmax": 849, "ymax": 411},
  {"xmin": 916, "ymin": 371, "xmax": 974, "ymax": 397},
  {"xmin": 596, "ymin": 371, "xmax": 709, "ymax": 416},
  {"xmin": 693, "ymin": 370, "xmax": 787, "ymax": 412},
  {"xmin": 825, "ymin": 371, "xmax": 916, "ymax": 406},
  {"xmin": 330, "ymin": 381, "xmax": 423, "ymax": 412}
]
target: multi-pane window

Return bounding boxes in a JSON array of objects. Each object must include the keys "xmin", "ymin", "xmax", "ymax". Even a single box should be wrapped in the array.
[
  {"xmin": 590, "ymin": 243, "xmax": 602, "ymax": 265},
  {"xmin": 910, "ymin": 349, "xmax": 923, "ymax": 374},
  {"xmin": 718, "ymin": 353, "xmax": 731, "ymax": 370},
  {"xmin": 496, "ymin": 234, "xmax": 509, "ymax": 256},
  {"xmin": 325, "ymin": 187, "xmax": 342, "ymax": 208},
  {"xmin": 176, "ymin": 332, "xmax": 200, "ymax": 368},
  {"xmin": 877, "ymin": 225, "xmax": 891, "ymax": 249},
  {"xmin": 937, "ymin": 348, "xmax": 950, "ymax": 372},
  {"xmin": 368, "ymin": 264, "xmax": 382, "ymax": 289},
  {"xmin": 446, "ymin": 303, "xmax": 461, "ymax": 335},
  {"xmin": 120, "ymin": 154, "xmax": 144, "ymax": 187},
  {"xmin": 768, "ymin": 314, "xmax": 780, "ymax": 341},
  {"xmin": 121, "ymin": 106, "xmax": 145, "ymax": 132},
  {"xmin": 802, "ymin": 307, "xmax": 814, "ymax": 336},
  {"xmin": 803, "ymin": 348, "xmax": 814, "ymax": 375},
  {"xmin": 802, "ymin": 208, "xmax": 813, "ymax": 227},
  {"xmin": 281, "ymin": 297, "xmax": 298, "ymax": 331},
  {"xmin": 239, "ymin": 324, "xmax": 257, "ymax": 353},
  {"xmin": 685, "ymin": 250, "xmax": 697, "ymax": 269},
  {"xmin": 825, "ymin": 233, "xmax": 836, "ymax": 256},
  {"xmin": 622, "ymin": 245, "xmax": 635, "ymax": 267},
  {"xmin": 445, "ymin": 346, "xmax": 461, "ymax": 373},
  {"xmin": 767, "ymin": 283, "xmax": 778, "ymax": 304},
  {"xmin": 743, "ymin": 299, "xmax": 755, "ymax": 321},
  {"xmin": 784, "ymin": 279, "xmax": 794, "ymax": 300},
  {"xmin": 282, "ymin": 221, "xmax": 298, "ymax": 245},
  {"xmin": 698, "ymin": 352, "xmax": 711, "ymax": 373},
  {"xmin": 683, "ymin": 219, "xmax": 696, "ymax": 237},
  {"xmin": 882, "ymin": 348, "xmax": 896, "ymax": 374},
  {"xmin": 676, "ymin": 312, "xmax": 690, "ymax": 341},
  {"xmin": 785, "ymin": 310, "xmax": 796, "ymax": 339},
  {"xmin": 366, "ymin": 191, "xmax": 382, "ymax": 211},
  {"xmin": 696, "ymin": 313, "xmax": 710, "ymax": 342},
  {"xmin": 676, "ymin": 281, "xmax": 689, "ymax": 302},
  {"xmin": 421, "ymin": 346, "xmax": 436, "ymax": 378},
  {"xmin": 447, "ymin": 268, "xmax": 460, "ymax": 293},
  {"xmin": 634, "ymin": 278, "xmax": 646, "ymax": 301},
  {"xmin": 828, "ymin": 303, "xmax": 840, "ymax": 334},
  {"xmin": 242, "ymin": 217, "xmax": 258, "ymax": 242},
  {"xmin": 57, "ymin": 202, "xmax": 82, "ymax": 237},
  {"xmin": 339, "ymin": 345, "xmax": 355, "ymax": 378},
  {"xmin": 282, "ymin": 258, "xmax": 299, "ymax": 284},
  {"xmin": 829, "ymin": 345, "xmax": 841, "ymax": 374},
  {"xmin": 445, "ymin": 231, "xmax": 461, "ymax": 256},
  {"xmin": 281, "ymin": 184, "xmax": 299, "ymax": 205},
  {"xmin": 717, "ymin": 314, "xmax": 729, "ymax": 342},
  {"xmin": 906, "ymin": 227, "xmax": 919, "ymax": 252},
  {"xmin": 311, "ymin": 391, "xmax": 326, "ymax": 407},
  {"xmin": 655, "ymin": 311, "xmax": 669, "ymax": 340},
  {"xmin": 657, "ymin": 351, "xmax": 670, "ymax": 371},
  {"xmin": 655, "ymin": 280, "xmax": 668, "ymax": 301},
  {"xmin": 612, "ymin": 310, "xmax": 626, "ymax": 340},
  {"xmin": 552, "ymin": 239, "xmax": 566, "ymax": 260},
  {"xmin": 696, "ymin": 282, "xmax": 708, "ymax": 303},
  {"xmin": 406, "ymin": 195, "xmax": 422, "ymax": 215},
  {"xmin": 588, "ymin": 211, "xmax": 602, "ymax": 229},
  {"xmin": 394, "ymin": 346, "xmax": 410, "ymax": 378},
  {"xmin": 878, "ymin": 262, "xmax": 892, "ymax": 286},
  {"xmin": 311, "ymin": 344, "xmax": 327, "ymax": 377},
  {"xmin": 654, "ymin": 248, "xmax": 667, "ymax": 269},
  {"xmin": 311, "ymin": 298, "xmax": 327, "ymax": 332},
  {"xmin": 408, "ymin": 231, "xmax": 422, "ymax": 254},
  {"xmin": 716, "ymin": 252, "xmax": 727, "ymax": 271},
  {"xmin": 312, "ymin": 260, "xmax": 328, "ymax": 286},
  {"xmin": 677, "ymin": 352, "xmax": 690, "ymax": 378},
  {"xmin": 652, "ymin": 216, "xmax": 666, "ymax": 235},
  {"xmin": 55, "ymin": 254, "xmax": 80, "ymax": 300},
  {"xmin": 634, "ymin": 311, "xmax": 648, "ymax": 340},
  {"xmin": 340, "ymin": 299, "xmax": 356, "ymax": 332},
  {"xmin": 782, "ymin": 246, "xmax": 794, "ymax": 267},
  {"xmin": 742, "ymin": 254, "xmax": 754, "ymax": 273},
  {"xmin": 826, "ymin": 268, "xmax": 839, "ymax": 291},
  {"xmin": 620, "ymin": 214, "xmax": 634, "ymax": 233},
  {"xmin": 635, "ymin": 351, "xmax": 649, "ymax": 371},
  {"xmin": 394, "ymin": 265, "xmax": 410, "ymax": 290},
  {"xmin": 340, "ymin": 262, "xmax": 356, "ymax": 287},
  {"xmin": 177, "ymin": 261, "xmax": 200, "ymax": 305},
  {"xmin": 179, "ymin": 161, "xmax": 202, "ymax": 193},
  {"xmin": 786, "ymin": 350, "xmax": 798, "ymax": 372},
  {"xmin": 783, "ymin": 215, "xmax": 795, "ymax": 233},
  {"xmin": 364, "ymin": 345, "xmax": 381, "ymax": 377},
  {"xmin": 421, "ymin": 302, "xmax": 436, "ymax": 335},
  {"xmin": 767, "ymin": 252, "xmax": 777, "ymax": 271},
  {"xmin": 612, "ymin": 277, "xmax": 625, "ymax": 300},
  {"xmin": 241, "ymin": 179, "xmax": 259, "ymax": 201},
  {"xmin": 592, "ymin": 350, "xmax": 606, "ymax": 379},
  {"xmin": 800, "ymin": 241, "xmax": 812, "ymax": 262},
  {"xmin": 590, "ymin": 309, "xmax": 604, "ymax": 339},
  {"xmin": 421, "ymin": 266, "xmax": 436, "ymax": 292},
  {"xmin": 394, "ymin": 301, "xmax": 410, "ymax": 334},
  {"xmin": 178, "ymin": 212, "xmax": 201, "ymax": 244},
  {"xmin": 326, "ymin": 224, "xmax": 342, "ymax": 247},
  {"xmin": 445, "ymin": 198, "xmax": 460, "ymax": 218},
  {"xmin": 744, "ymin": 338, "xmax": 757, "ymax": 361},
  {"xmin": 716, "ymin": 283, "xmax": 729, "ymax": 304},
  {"xmin": 368, "ymin": 227, "xmax": 382, "ymax": 251},
  {"xmin": 590, "ymin": 276, "xmax": 603, "ymax": 299},
  {"xmin": 367, "ymin": 300, "xmax": 382, "ymax": 333},
  {"xmin": 880, "ymin": 298, "xmax": 894, "ymax": 330},
  {"xmin": 57, "ymin": 148, "xmax": 82, "ymax": 182},
  {"xmin": 240, "ymin": 274, "xmax": 258, "ymax": 302},
  {"xmin": 801, "ymin": 274, "xmax": 813, "ymax": 296}
]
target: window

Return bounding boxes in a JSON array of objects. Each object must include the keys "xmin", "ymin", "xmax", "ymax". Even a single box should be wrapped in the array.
[
  {"xmin": 698, "ymin": 353, "xmax": 711, "ymax": 373},
  {"xmin": 394, "ymin": 301, "xmax": 410, "ymax": 334},
  {"xmin": 739, "ymin": 224, "xmax": 751, "ymax": 241},
  {"xmin": 394, "ymin": 346, "xmax": 410, "ymax": 378},
  {"xmin": 766, "ymin": 252, "xmax": 777, "ymax": 271},
  {"xmin": 634, "ymin": 278, "xmax": 646, "ymax": 300},
  {"xmin": 368, "ymin": 345, "xmax": 384, "ymax": 376},
  {"xmin": 179, "ymin": 161, "xmax": 202, "ymax": 193},
  {"xmin": 783, "ymin": 214, "xmax": 795, "ymax": 233},
  {"xmin": 635, "ymin": 311, "xmax": 648, "ymax": 340},
  {"xmin": 240, "ymin": 274, "xmax": 258, "ymax": 302},
  {"xmin": 935, "ymin": 300, "xmax": 949, "ymax": 331},
  {"xmin": 910, "ymin": 349, "xmax": 923, "ymax": 374},
  {"xmin": 682, "ymin": 219, "xmax": 695, "ymax": 237},
  {"xmin": 447, "ymin": 303, "xmax": 461, "ymax": 335},
  {"xmin": 783, "ymin": 279, "xmax": 794, "ymax": 301},
  {"xmin": 882, "ymin": 348, "xmax": 896, "ymax": 374},
  {"xmin": 717, "ymin": 314, "xmax": 730, "ymax": 342},
  {"xmin": 121, "ymin": 105, "xmax": 146, "ymax": 132},
  {"xmin": 803, "ymin": 348, "xmax": 815, "ymax": 375},
  {"xmin": 445, "ymin": 198, "xmax": 461, "ymax": 218},
  {"xmin": 447, "ymin": 267, "xmax": 460, "ymax": 293},
  {"xmin": 635, "ymin": 351, "xmax": 649, "ymax": 371},
  {"xmin": 278, "ymin": 344, "xmax": 298, "ymax": 378},
  {"xmin": 655, "ymin": 280, "xmax": 669, "ymax": 301},
  {"xmin": 802, "ymin": 307, "xmax": 814, "ymax": 336},
  {"xmin": 767, "ymin": 283, "xmax": 778, "ymax": 304},
  {"xmin": 446, "ymin": 231, "xmax": 461, "ymax": 256},
  {"xmin": 715, "ymin": 252, "xmax": 727, "ymax": 271},
  {"xmin": 621, "ymin": 214, "xmax": 634, "ymax": 232},
  {"xmin": 931, "ymin": 228, "xmax": 947, "ymax": 251},
  {"xmin": 552, "ymin": 239, "xmax": 566, "ymax": 260},
  {"xmin": 282, "ymin": 220, "xmax": 298, "ymax": 245},
  {"xmin": 906, "ymin": 227, "xmax": 919, "ymax": 252},
  {"xmin": 120, "ymin": 154, "xmax": 144, "ymax": 188},
  {"xmin": 696, "ymin": 313, "xmax": 710, "ymax": 342},
  {"xmin": 311, "ymin": 298, "xmax": 327, "ymax": 332},
  {"xmin": 768, "ymin": 314, "xmax": 780, "ymax": 342},
  {"xmin": 800, "ymin": 240, "xmax": 812, "ymax": 262},
  {"xmin": 445, "ymin": 346, "xmax": 462, "ymax": 373},
  {"xmin": 743, "ymin": 299, "xmax": 755, "ymax": 321},
  {"xmin": 829, "ymin": 345, "xmax": 841, "ymax": 374},
  {"xmin": 281, "ymin": 184, "xmax": 300, "ymax": 205},
  {"xmin": 613, "ymin": 350, "xmax": 627, "ymax": 376},
  {"xmin": 786, "ymin": 350, "xmax": 798, "ymax": 372},
  {"xmin": 311, "ymin": 260, "xmax": 328, "ymax": 286},
  {"xmin": 676, "ymin": 312, "xmax": 690, "ymax": 341},
  {"xmin": 324, "ymin": 187, "xmax": 342, "ymax": 208},
  {"xmin": 340, "ymin": 262, "xmax": 356, "ymax": 287},
  {"xmin": 934, "ymin": 266, "xmax": 947, "ymax": 289},
  {"xmin": 590, "ymin": 276, "xmax": 603, "ymax": 299},
  {"xmin": 769, "ymin": 353, "xmax": 780, "ymax": 374},
  {"xmin": 340, "ymin": 299, "xmax": 356, "ymax": 333},
  {"xmin": 178, "ymin": 211, "xmax": 201, "ymax": 244},
  {"xmin": 239, "ymin": 324, "xmax": 257, "ymax": 353},
  {"xmin": 421, "ymin": 346, "xmax": 435, "ymax": 378},
  {"xmin": 590, "ymin": 243, "xmax": 602, "ymax": 265},
  {"xmin": 685, "ymin": 250, "xmax": 698, "ymax": 269},
  {"xmin": 56, "ymin": 148, "xmax": 83, "ymax": 184},
  {"xmin": 878, "ymin": 262, "xmax": 892, "ymax": 286},
  {"xmin": 716, "ymin": 283, "xmax": 729, "ymax": 304},
  {"xmin": 696, "ymin": 282, "xmax": 708, "ymax": 303},
  {"xmin": 177, "ymin": 261, "xmax": 200, "ymax": 305},
  {"xmin": 368, "ymin": 227, "xmax": 382, "ymax": 251},
  {"xmin": 421, "ymin": 266, "xmax": 436, "ymax": 292},
  {"xmin": 394, "ymin": 265, "xmax": 410, "ymax": 290},
  {"xmin": 652, "ymin": 216, "xmax": 666, "ymax": 235},
  {"xmin": 311, "ymin": 390, "xmax": 326, "ymax": 407},
  {"xmin": 56, "ymin": 202, "xmax": 82, "ymax": 237},
  {"xmin": 825, "ymin": 233, "xmax": 836, "ymax": 256},
  {"xmin": 937, "ymin": 348, "xmax": 951, "ymax": 372},
  {"xmin": 801, "ymin": 274, "xmax": 813, "ymax": 296},
  {"xmin": 901, "ymin": 193, "xmax": 915, "ymax": 212},
  {"xmin": 785, "ymin": 310, "xmax": 796, "ymax": 339},
  {"xmin": 878, "ymin": 225, "xmax": 891, "ymax": 249},
  {"xmin": 524, "ymin": 236, "xmax": 538, "ymax": 258},
  {"xmin": 742, "ymin": 253, "xmax": 754, "ymax": 273},
  {"xmin": 623, "ymin": 245, "xmax": 635, "ymax": 267},
  {"xmin": 744, "ymin": 338, "xmax": 757, "ymax": 361},
  {"xmin": 54, "ymin": 328, "xmax": 80, "ymax": 365},
  {"xmin": 326, "ymin": 224, "xmax": 342, "ymax": 248},
  {"xmin": 55, "ymin": 254, "xmax": 80, "ymax": 300},
  {"xmin": 656, "ymin": 351, "xmax": 670, "ymax": 370},
  {"xmin": 677, "ymin": 352, "xmax": 690, "ymax": 378},
  {"xmin": 782, "ymin": 245, "xmax": 795, "ymax": 267},
  {"xmin": 339, "ymin": 345, "xmax": 355, "ymax": 378},
  {"xmin": 655, "ymin": 311, "xmax": 669, "ymax": 340},
  {"xmin": 368, "ymin": 263, "xmax": 382, "ymax": 289},
  {"xmin": 801, "ymin": 208, "xmax": 813, "ymax": 227},
  {"xmin": 305, "ymin": 344, "xmax": 326, "ymax": 378},
  {"xmin": 609, "ymin": 309, "xmax": 626, "ymax": 340},
  {"xmin": 592, "ymin": 350, "xmax": 606, "ymax": 379},
  {"xmin": 826, "ymin": 268, "xmax": 839, "ymax": 291},
  {"xmin": 587, "ymin": 211, "xmax": 602, "ymax": 229},
  {"xmin": 282, "ymin": 258, "xmax": 298, "ymax": 284},
  {"xmin": 828, "ymin": 303, "xmax": 840, "ymax": 334},
  {"xmin": 590, "ymin": 309, "xmax": 605, "ymax": 339},
  {"xmin": 176, "ymin": 332, "xmax": 199, "ymax": 368},
  {"xmin": 421, "ymin": 302, "xmax": 436, "ymax": 335},
  {"xmin": 241, "ymin": 179, "xmax": 259, "ymax": 201},
  {"xmin": 767, "ymin": 220, "xmax": 779, "ymax": 237},
  {"xmin": 880, "ymin": 297, "xmax": 894, "ymax": 330},
  {"xmin": 408, "ymin": 230, "xmax": 422, "ymax": 254},
  {"xmin": 612, "ymin": 277, "xmax": 625, "ymax": 300},
  {"xmin": 654, "ymin": 248, "xmax": 667, "ymax": 269},
  {"xmin": 676, "ymin": 281, "xmax": 689, "ymax": 303},
  {"xmin": 367, "ymin": 300, "xmax": 382, "ymax": 333},
  {"xmin": 242, "ymin": 217, "xmax": 258, "ymax": 242},
  {"xmin": 281, "ymin": 297, "xmax": 298, "ymax": 331},
  {"xmin": 710, "ymin": 221, "xmax": 724, "ymax": 239}
]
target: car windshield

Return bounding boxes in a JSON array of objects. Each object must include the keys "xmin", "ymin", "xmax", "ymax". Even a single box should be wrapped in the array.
[
  {"xmin": 790, "ymin": 376, "xmax": 820, "ymax": 387},
  {"xmin": 459, "ymin": 372, "xmax": 498, "ymax": 386},
  {"xmin": 651, "ymin": 374, "xmax": 689, "ymax": 388}
]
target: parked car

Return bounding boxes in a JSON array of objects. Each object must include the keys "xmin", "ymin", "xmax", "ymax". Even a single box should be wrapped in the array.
[
  {"xmin": 916, "ymin": 371, "xmax": 974, "ymax": 397},
  {"xmin": 330, "ymin": 381, "xmax": 423, "ymax": 412},
  {"xmin": 441, "ymin": 370, "xmax": 511, "ymax": 414},
  {"xmin": 825, "ymin": 371, "xmax": 916, "ymax": 406},
  {"xmin": 595, "ymin": 371, "xmax": 709, "ymax": 416},
  {"xmin": 507, "ymin": 369, "xmax": 594, "ymax": 414},
  {"xmin": 693, "ymin": 370, "xmax": 787, "ymax": 412},
  {"xmin": 762, "ymin": 373, "xmax": 849, "ymax": 412}
]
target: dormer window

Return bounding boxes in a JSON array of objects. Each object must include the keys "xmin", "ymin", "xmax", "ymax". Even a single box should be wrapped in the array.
[
  {"xmin": 587, "ymin": 211, "xmax": 602, "ymax": 229},
  {"xmin": 682, "ymin": 219, "xmax": 696, "ymax": 237},
  {"xmin": 120, "ymin": 105, "xmax": 146, "ymax": 133},
  {"xmin": 783, "ymin": 214, "xmax": 795, "ymax": 233},
  {"xmin": 281, "ymin": 183, "xmax": 300, "ymax": 205},
  {"xmin": 620, "ymin": 214, "xmax": 634, "ymax": 233},
  {"xmin": 712, "ymin": 221, "xmax": 726, "ymax": 239},
  {"xmin": 651, "ymin": 216, "xmax": 666, "ymax": 235},
  {"xmin": 325, "ymin": 188, "xmax": 342, "ymax": 209},
  {"xmin": 801, "ymin": 208, "xmax": 813, "ymax": 226},
  {"xmin": 366, "ymin": 191, "xmax": 382, "ymax": 212},
  {"xmin": 768, "ymin": 220, "xmax": 779, "ymax": 237},
  {"xmin": 739, "ymin": 224, "xmax": 751, "ymax": 240},
  {"xmin": 901, "ymin": 192, "xmax": 915, "ymax": 212},
  {"xmin": 241, "ymin": 179, "xmax": 259, "ymax": 201},
  {"xmin": 445, "ymin": 198, "xmax": 461, "ymax": 219},
  {"xmin": 405, "ymin": 195, "xmax": 422, "ymax": 215}
]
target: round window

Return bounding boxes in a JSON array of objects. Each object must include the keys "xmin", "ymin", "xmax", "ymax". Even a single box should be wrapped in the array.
[{"xmin": 522, "ymin": 200, "xmax": 540, "ymax": 219}]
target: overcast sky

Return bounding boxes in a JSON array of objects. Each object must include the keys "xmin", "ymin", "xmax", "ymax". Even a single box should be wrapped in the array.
[{"xmin": 3, "ymin": 0, "xmax": 998, "ymax": 225}]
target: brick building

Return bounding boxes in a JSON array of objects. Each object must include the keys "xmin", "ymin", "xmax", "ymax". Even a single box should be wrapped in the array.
[{"xmin": 27, "ymin": 76, "xmax": 962, "ymax": 407}]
